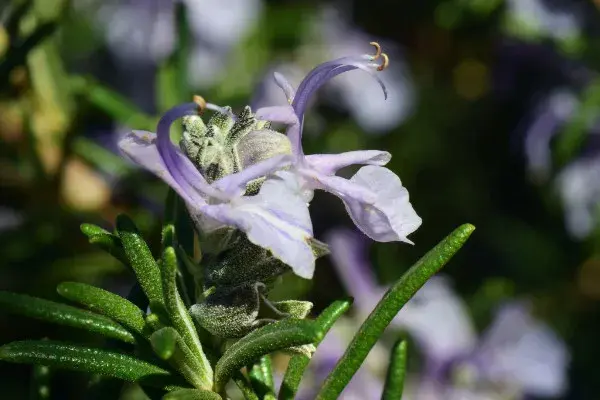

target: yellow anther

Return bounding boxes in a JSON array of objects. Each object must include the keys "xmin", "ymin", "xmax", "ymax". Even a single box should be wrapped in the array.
[
  {"xmin": 377, "ymin": 53, "xmax": 389, "ymax": 71},
  {"xmin": 193, "ymin": 95, "xmax": 207, "ymax": 113},
  {"xmin": 369, "ymin": 41, "xmax": 382, "ymax": 59}
]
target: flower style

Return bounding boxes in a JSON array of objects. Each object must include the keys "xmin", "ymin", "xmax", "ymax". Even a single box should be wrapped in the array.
[
  {"xmin": 254, "ymin": 42, "xmax": 421, "ymax": 243},
  {"xmin": 119, "ymin": 102, "xmax": 318, "ymax": 278}
]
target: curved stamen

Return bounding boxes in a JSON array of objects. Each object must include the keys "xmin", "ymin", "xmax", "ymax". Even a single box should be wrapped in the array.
[
  {"xmin": 377, "ymin": 53, "xmax": 389, "ymax": 71},
  {"xmin": 369, "ymin": 41, "xmax": 382, "ymax": 59}
]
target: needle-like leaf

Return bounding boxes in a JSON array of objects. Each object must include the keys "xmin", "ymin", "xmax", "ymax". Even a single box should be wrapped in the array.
[
  {"xmin": 316, "ymin": 224, "xmax": 475, "ymax": 400},
  {"xmin": 0, "ymin": 291, "xmax": 134, "ymax": 343}
]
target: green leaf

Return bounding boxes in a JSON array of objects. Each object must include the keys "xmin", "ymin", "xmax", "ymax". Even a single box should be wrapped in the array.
[
  {"xmin": 116, "ymin": 215, "xmax": 164, "ymax": 306},
  {"xmin": 233, "ymin": 371, "xmax": 259, "ymax": 400},
  {"xmin": 151, "ymin": 327, "xmax": 178, "ymax": 360},
  {"xmin": 161, "ymin": 247, "xmax": 213, "ymax": 387},
  {"xmin": 151, "ymin": 328, "xmax": 211, "ymax": 390},
  {"xmin": 248, "ymin": 356, "xmax": 274, "ymax": 399},
  {"xmin": 146, "ymin": 313, "xmax": 166, "ymax": 332},
  {"xmin": 163, "ymin": 388, "xmax": 222, "ymax": 400},
  {"xmin": 57, "ymin": 282, "xmax": 146, "ymax": 336},
  {"xmin": 214, "ymin": 319, "xmax": 320, "ymax": 392},
  {"xmin": 163, "ymin": 189, "xmax": 195, "ymax": 306},
  {"xmin": 163, "ymin": 224, "xmax": 176, "ymax": 250},
  {"xmin": 80, "ymin": 223, "xmax": 129, "ymax": 267},
  {"xmin": 165, "ymin": 189, "xmax": 196, "ymax": 257},
  {"xmin": 0, "ymin": 341, "xmax": 176, "ymax": 388},
  {"xmin": 316, "ymin": 224, "xmax": 475, "ymax": 400},
  {"xmin": 70, "ymin": 75, "xmax": 154, "ymax": 130},
  {"xmin": 0, "ymin": 291, "xmax": 134, "ymax": 343},
  {"xmin": 314, "ymin": 299, "xmax": 354, "ymax": 332},
  {"xmin": 382, "ymin": 339, "xmax": 408, "ymax": 400},
  {"xmin": 278, "ymin": 299, "xmax": 352, "ymax": 400}
]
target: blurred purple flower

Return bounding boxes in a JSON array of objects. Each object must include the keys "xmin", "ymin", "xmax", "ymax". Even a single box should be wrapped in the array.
[
  {"xmin": 326, "ymin": 229, "xmax": 384, "ymax": 315},
  {"xmin": 325, "ymin": 228, "xmax": 569, "ymax": 399},
  {"xmin": 76, "ymin": 0, "xmax": 176, "ymax": 64},
  {"xmin": 79, "ymin": 0, "xmax": 262, "ymax": 85},
  {"xmin": 556, "ymin": 154, "xmax": 600, "ymax": 239},
  {"xmin": 501, "ymin": 38, "xmax": 600, "ymax": 238},
  {"xmin": 524, "ymin": 89, "xmax": 578, "ymax": 179},
  {"xmin": 470, "ymin": 302, "xmax": 569, "ymax": 397},
  {"xmin": 504, "ymin": 0, "xmax": 583, "ymax": 42},
  {"xmin": 185, "ymin": 0, "xmax": 263, "ymax": 88},
  {"xmin": 255, "ymin": 46, "xmax": 422, "ymax": 243},
  {"xmin": 520, "ymin": 84, "xmax": 600, "ymax": 238}
]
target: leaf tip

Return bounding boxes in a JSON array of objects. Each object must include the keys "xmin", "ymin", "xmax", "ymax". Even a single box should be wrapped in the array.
[
  {"xmin": 80, "ymin": 223, "xmax": 104, "ymax": 237},
  {"xmin": 461, "ymin": 223, "xmax": 476, "ymax": 234},
  {"xmin": 452, "ymin": 223, "xmax": 476, "ymax": 244}
]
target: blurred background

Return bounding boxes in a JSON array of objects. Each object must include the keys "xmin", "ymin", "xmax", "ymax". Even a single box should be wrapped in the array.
[{"xmin": 1, "ymin": 0, "xmax": 600, "ymax": 399}]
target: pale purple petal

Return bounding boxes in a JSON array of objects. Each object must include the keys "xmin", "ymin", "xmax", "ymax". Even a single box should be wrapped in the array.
[
  {"xmin": 302, "ymin": 170, "xmax": 377, "ymax": 204},
  {"xmin": 202, "ymin": 171, "xmax": 315, "ymax": 278},
  {"xmin": 309, "ymin": 165, "xmax": 421, "ymax": 243},
  {"xmin": 118, "ymin": 130, "xmax": 206, "ymax": 206},
  {"xmin": 325, "ymin": 229, "xmax": 384, "ymax": 314},
  {"xmin": 213, "ymin": 154, "xmax": 293, "ymax": 195},
  {"xmin": 474, "ymin": 301, "xmax": 569, "ymax": 397},
  {"xmin": 305, "ymin": 150, "xmax": 391, "ymax": 175},
  {"xmin": 346, "ymin": 166, "xmax": 421, "ymax": 243}
]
